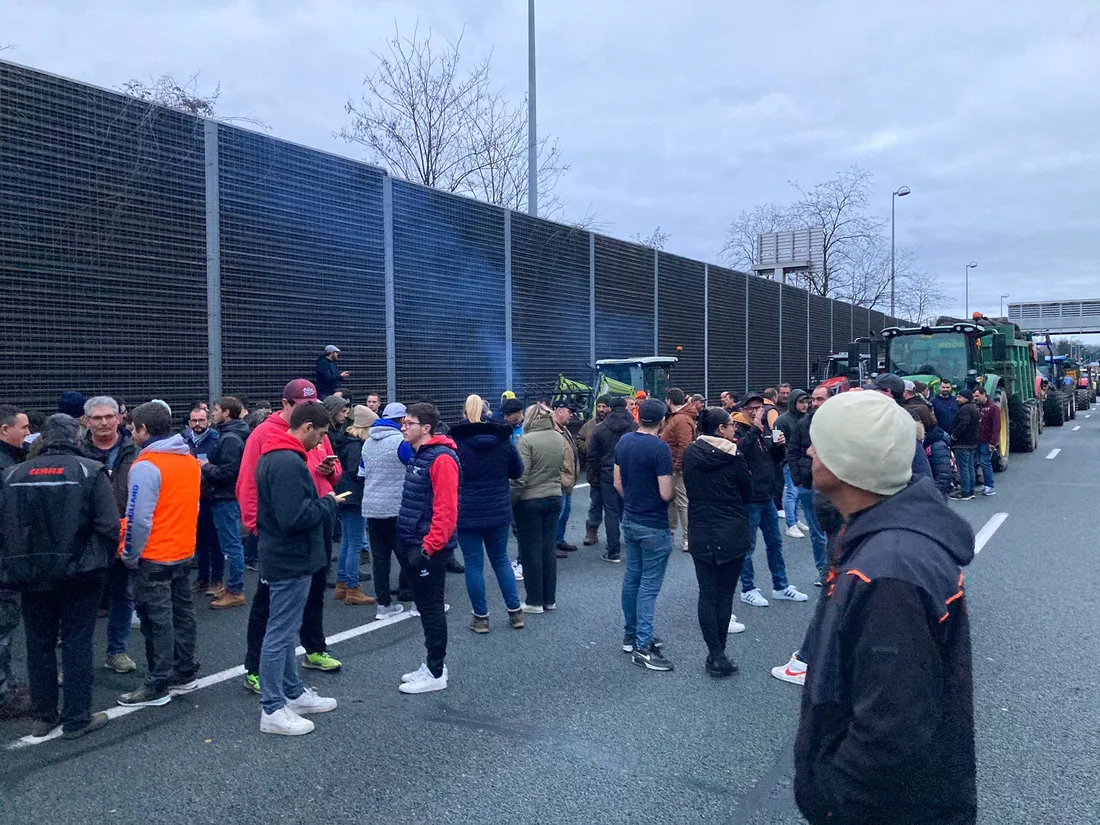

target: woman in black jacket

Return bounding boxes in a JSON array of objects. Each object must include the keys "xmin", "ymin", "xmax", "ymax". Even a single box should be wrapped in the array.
[
  {"xmin": 681, "ymin": 407, "xmax": 754, "ymax": 678},
  {"xmin": 334, "ymin": 406, "xmax": 376, "ymax": 605}
]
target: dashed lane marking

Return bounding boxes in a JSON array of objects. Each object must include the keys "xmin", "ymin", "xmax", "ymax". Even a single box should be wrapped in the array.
[
  {"xmin": 7, "ymin": 611, "xmax": 415, "ymax": 750},
  {"xmin": 1046, "ymin": 448, "xmax": 1061, "ymax": 459},
  {"xmin": 975, "ymin": 513, "xmax": 1009, "ymax": 555},
  {"xmin": 1073, "ymin": 425, "xmax": 1081, "ymax": 431}
]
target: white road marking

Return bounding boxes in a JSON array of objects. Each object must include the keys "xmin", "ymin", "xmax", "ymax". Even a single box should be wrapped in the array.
[
  {"xmin": 974, "ymin": 513, "xmax": 1009, "ymax": 555},
  {"xmin": 8, "ymin": 611, "xmax": 414, "ymax": 750},
  {"xmin": 575, "ymin": 483, "xmax": 590, "ymax": 489},
  {"xmin": 1046, "ymin": 448, "xmax": 1061, "ymax": 459},
  {"xmin": 1086, "ymin": 414, "xmax": 1091, "ymax": 419},
  {"xmin": 1073, "ymin": 425, "xmax": 1081, "ymax": 431}
]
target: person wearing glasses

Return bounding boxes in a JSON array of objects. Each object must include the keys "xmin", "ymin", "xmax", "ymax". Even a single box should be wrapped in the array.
[{"xmin": 681, "ymin": 407, "xmax": 754, "ymax": 678}]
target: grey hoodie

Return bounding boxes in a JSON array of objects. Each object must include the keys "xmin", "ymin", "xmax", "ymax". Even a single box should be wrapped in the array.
[{"xmin": 123, "ymin": 433, "xmax": 195, "ymax": 567}]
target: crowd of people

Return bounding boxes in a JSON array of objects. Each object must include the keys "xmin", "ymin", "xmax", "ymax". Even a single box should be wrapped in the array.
[{"xmin": 0, "ymin": 343, "xmax": 980, "ymax": 822}]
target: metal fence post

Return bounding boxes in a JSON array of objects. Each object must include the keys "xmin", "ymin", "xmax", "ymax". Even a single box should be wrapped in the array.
[
  {"xmin": 589, "ymin": 234, "xmax": 596, "ymax": 366},
  {"xmin": 806, "ymin": 289, "xmax": 811, "ymax": 388},
  {"xmin": 653, "ymin": 249, "xmax": 659, "ymax": 357},
  {"xmin": 704, "ymin": 264, "xmax": 709, "ymax": 400},
  {"xmin": 383, "ymin": 176, "xmax": 396, "ymax": 401},
  {"xmin": 778, "ymin": 284, "xmax": 784, "ymax": 384},
  {"xmin": 504, "ymin": 209, "xmax": 513, "ymax": 391},
  {"xmin": 744, "ymin": 278, "xmax": 750, "ymax": 393},
  {"xmin": 830, "ymin": 298, "xmax": 835, "ymax": 351},
  {"xmin": 203, "ymin": 120, "xmax": 222, "ymax": 401}
]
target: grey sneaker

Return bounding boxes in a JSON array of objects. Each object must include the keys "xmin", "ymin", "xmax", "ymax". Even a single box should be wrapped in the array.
[
  {"xmin": 469, "ymin": 614, "xmax": 490, "ymax": 634},
  {"xmin": 375, "ymin": 602, "xmax": 404, "ymax": 621},
  {"xmin": 105, "ymin": 652, "xmax": 137, "ymax": 674}
]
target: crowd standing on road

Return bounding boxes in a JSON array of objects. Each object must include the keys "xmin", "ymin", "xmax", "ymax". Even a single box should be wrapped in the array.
[{"xmin": 0, "ymin": 345, "xmax": 982, "ymax": 823}]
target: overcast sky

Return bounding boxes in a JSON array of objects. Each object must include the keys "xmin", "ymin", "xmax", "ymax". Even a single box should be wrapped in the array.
[{"xmin": 5, "ymin": 1, "xmax": 1099, "ymax": 326}]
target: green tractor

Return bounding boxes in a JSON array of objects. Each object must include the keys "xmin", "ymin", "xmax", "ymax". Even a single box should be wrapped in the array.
[
  {"xmin": 1034, "ymin": 347, "xmax": 1076, "ymax": 426},
  {"xmin": 880, "ymin": 315, "xmax": 1042, "ymax": 472}
]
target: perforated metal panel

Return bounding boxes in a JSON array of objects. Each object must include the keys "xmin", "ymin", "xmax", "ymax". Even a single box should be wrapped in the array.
[
  {"xmin": 218, "ymin": 126, "xmax": 386, "ymax": 406},
  {"xmin": 510, "ymin": 214, "xmax": 591, "ymax": 392},
  {"xmin": 594, "ymin": 236, "xmax": 653, "ymax": 360},
  {"xmin": 657, "ymin": 253, "xmax": 704, "ymax": 395},
  {"xmin": 747, "ymin": 278, "xmax": 781, "ymax": 390},
  {"xmin": 0, "ymin": 61, "xmax": 207, "ymax": 416},
  {"xmin": 853, "ymin": 306, "xmax": 872, "ymax": 340},
  {"xmin": 392, "ymin": 181, "xmax": 506, "ymax": 422},
  {"xmin": 780, "ymin": 284, "xmax": 809, "ymax": 388},
  {"xmin": 808, "ymin": 294, "xmax": 833, "ymax": 382},
  {"xmin": 707, "ymin": 266, "xmax": 747, "ymax": 400},
  {"xmin": 868, "ymin": 310, "xmax": 887, "ymax": 337},
  {"xmin": 832, "ymin": 301, "xmax": 853, "ymax": 351}
]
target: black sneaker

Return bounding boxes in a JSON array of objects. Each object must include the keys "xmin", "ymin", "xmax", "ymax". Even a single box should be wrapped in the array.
[
  {"xmin": 118, "ymin": 685, "xmax": 171, "ymax": 707},
  {"xmin": 706, "ymin": 653, "xmax": 737, "ymax": 679},
  {"xmin": 622, "ymin": 634, "xmax": 634, "ymax": 653},
  {"xmin": 601, "ymin": 551, "xmax": 621, "ymax": 564},
  {"xmin": 62, "ymin": 712, "xmax": 109, "ymax": 739},
  {"xmin": 632, "ymin": 644, "xmax": 674, "ymax": 672},
  {"xmin": 445, "ymin": 557, "xmax": 465, "ymax": 574},
  {"xmin": 167, "ymin": 671, "xmax": 200, "ymax": 693}
]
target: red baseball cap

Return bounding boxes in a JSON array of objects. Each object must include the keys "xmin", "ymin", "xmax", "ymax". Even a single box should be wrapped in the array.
[{"xmin": 282, "ymin": 379, "xmax": 319, "ymax": 404}]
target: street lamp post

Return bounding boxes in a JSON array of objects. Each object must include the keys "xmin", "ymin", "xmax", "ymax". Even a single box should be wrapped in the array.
[
  {"xmin": 965, "ymin": 261, "xmax": 978, "ymax": 316},
  {"xmin": 1000, "ymin": 292, "xmax": 1009, "ymax": 317},
  {"xmin": 527, "ymin": 0, "xmax": 538, "ymax": 217},
  {"xmin": 890, "ymin": 186, "xmax": 911, "ymax": 318}
]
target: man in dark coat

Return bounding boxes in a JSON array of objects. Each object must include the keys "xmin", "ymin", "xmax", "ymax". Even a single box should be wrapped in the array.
[
  {"xmin": 787, "ymin": 386, "xmax": 831, "ymax": 580},
  {"xmin": 315, "ymin": 345, "xmax": 349, "ymax": 398},
  {"xmin": 585, "ymin": 396, "xmax": 637, "ymax": 563},
  {"xmin": 0, "ymin": 404, "xmax": 31, "ymax": 720},
  {"xmin": 795, "ymin": 390, "xmax": 976, "ymax": 825},
  {"xmin": 949, "ymin": 389, "xmax": 980, "ymax": 501}
]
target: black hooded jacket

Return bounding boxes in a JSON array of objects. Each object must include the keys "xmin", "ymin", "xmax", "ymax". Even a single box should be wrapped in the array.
[
  {"xmin": 735, "ymin": 424, "xmax": 780, "ymax": 503},
  {"xmin": 951, "ymin": 400, "xmax": 979, "ymax": 449},
  {"xmin": 681, "ymin": 436, "xmax": 754, "ymax": 563},
  {"xmin": 794, "ymin": 477, "xmax": 976, "ymax": 825},
  {"xmin": 201, "ymin": 418, "xmax": 250, "ymax": 501},
  {"xmin": 586, "ymin": 408, "xmax": 637, "ymax": 486},
  {"xmin": 788, "ymin": 407, "xmax": 816, "ymax": 489},
  {"xmin": 774, "ymin": 388, "xmax": 808, "ymax": 444}
]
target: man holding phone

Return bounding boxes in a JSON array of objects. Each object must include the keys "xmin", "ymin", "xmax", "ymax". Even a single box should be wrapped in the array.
[{"xmin": 237, "ymin": 380, "xmax": 344, "ymax": 695}]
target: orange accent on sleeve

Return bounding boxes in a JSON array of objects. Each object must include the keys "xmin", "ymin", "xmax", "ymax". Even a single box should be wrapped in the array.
[
  {"xmin": 939, "ymin": 612, "xmax": 950, "ymax": 623},
  {"xmin": 945, "ymin": 590, "xmax": 964, "ymax": 605},
  {"xmin": 846, "ymin": 569, "xmax": 872, "ymax": 584},
  {"xmin": 958, "ymin": 572, "xmax": 965, "ymax": 587}
]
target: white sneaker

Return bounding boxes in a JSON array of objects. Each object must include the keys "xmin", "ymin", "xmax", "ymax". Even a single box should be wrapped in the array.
[
  {"xmin": 773, "ymin": 585, "xmax": 809, "ymax": 602},
  {"xmin": 545, "ymin": 603, "xmax": 556, "ymax": 611},
  {"xmin": 740, "ymin": 589, "xmax": 769, "ymax": 607},
  {"xmin": 785, "ymin": 525, "xmax": 805, "ymax": 539},
  {"xmin": 771, "ymin": 654, "xmax": 807, "ymax": 686},
  {"xmin": 521, "ymin": 602, "xmax": 544, "ymax": 614},
  {"xmin": 728, "ymin": 614, "xmax": 746, "ymax": 634},
  {"xmin": 408, "ymin": 603, "xmax": 449, "ymax": 618},
  {"xmin": 982, "ymin": 487, "xmax": 996, "ymax": 497},
  {"xmin": 376, "ymin": 602, "xmax": 404, "ymax": 621},
  {"xmin": 401, "ymin": 663, "xmax": 430, "ymax": 683},
  {"xmin": 796, "ymin": 521, "xmax": 809, "ymax": 533},
  {"xmin": 398, "ymin": 664, "xmax": 448, "ymax": 694},
  {"xmin": 776, "ymin": 509, "xmax": 785, "ymax": 519},
  {"xmin": 260, "ymin": 706, "xmax": 315, "ymax": 736},
  {"xmin": 512, "ymin": 560, "xmax": 524, "ymax": 581},
  {"xmin": 130, "ymin": 610, "xmax": 141, "ymax": 628},
  {"xmin": 286, "ymin": 686, "xmax": 338, "ymax": 715}
]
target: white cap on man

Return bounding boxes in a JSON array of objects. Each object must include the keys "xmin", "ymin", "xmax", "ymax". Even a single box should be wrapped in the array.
[{"xmin": 324, "ymin": 345, "xmax": 341, "ymax": 354}]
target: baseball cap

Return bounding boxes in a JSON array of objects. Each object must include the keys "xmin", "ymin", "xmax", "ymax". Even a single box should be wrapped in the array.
[
  {"xmin": 903, "ymin": 380, "xmax": 916, "ymax": 393},
  {"xmin": 382, "ymin": 402, "xmax": 407, "ymax": 419},
  {"xmin": 958, "ymin": 389, "xmax": 974, "ymax": 401},
  {"xmin": 551, "ymin": 399, "xmax": 576, "ymax": 411},
  {"xmin": 501, "ymin": 390, "xmax": 517, "ymax": 401},
  {"xmin": 735, "ymin": 393, "xmax": 765, "ymax": 410},
  {"xmin": 638, "ymin": 398, "xmax": 667, "ymax": 424},
  {"xmin": 870, "ymin": 373, "xmax": 906, "ymax": 397},
  {"xmin": 283, "ymin": 379, "xmax": 319, "ymax": 404},
  {"xmin": 324, "ymin": 345, "xmax": 341, "ymax": 354},
  {"xmin": 634, "ymin": 390, "xmax": 648, "ymax": 400}
]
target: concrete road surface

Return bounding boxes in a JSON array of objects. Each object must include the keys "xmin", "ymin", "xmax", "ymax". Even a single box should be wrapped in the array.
[{"xmin": 1, "ymin": 410, "xmax": 1098, "ymax": 824}]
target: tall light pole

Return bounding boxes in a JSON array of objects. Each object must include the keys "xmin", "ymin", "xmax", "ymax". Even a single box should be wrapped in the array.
[
  {"xmin": 965, "ymin": 261, "xmax": 978, "ymax": 316},
  {"xmin": 890, "ymin": 186, "xmax": 911, "ymax": 318},
  {"xmin": 1000, "ymin": 292, "xmax": 1009, "ymax": 317},
  {"xmin": 527, "ymin": 0, "xmax": 538, "ymax": 217}
]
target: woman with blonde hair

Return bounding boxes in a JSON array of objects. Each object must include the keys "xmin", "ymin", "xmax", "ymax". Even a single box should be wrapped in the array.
[
  {"xmin": 450, "ymin": 394, "xmax": 526, "ymax": 632},
  {"xmin": 334, "ymin": 405, "xmax": 378, "ymax": 606}
]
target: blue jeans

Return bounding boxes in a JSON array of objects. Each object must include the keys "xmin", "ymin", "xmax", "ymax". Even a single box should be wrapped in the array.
[
  {"xmin": 740, "ymin": 501, "xmax": 789, "ymax": 592},
  {"xmin": 955, "ymin": 448, "xmax": 975, "ymax": 496},
  {"xmin": 621, "ymin": 520, "xmax": 673, "ymax": 649},
  {"xmin": 782, "ymin": 466, "xmax": 799, "ymax": 527},
  {"xmin": 458, "ymin": 524, "xmax": 521, "ymax": 616},
  {"xmin": 556, "ymin": 492, "xmax": 572, "ymax": 544},
  {"xmin": 977, "ymin": 443, "xmax": 995, "ymax": 490},
  {"xmin": 105, "ymin": 559, "xmax": 134, "ymax": 656},
  {"xmin": 338, "ymin": 509, "xmax": 367, "ymax": 588},
  {"xmin": 259, "ymin": 574, "xmax": 311, "ymax": 714},
  {"xmin": 210, "ymin": 500, "xmax": 246, "ymax": 594},
  {"xmin": 796, "ymin": 487, "xmax": 828, "ymax": 574}
]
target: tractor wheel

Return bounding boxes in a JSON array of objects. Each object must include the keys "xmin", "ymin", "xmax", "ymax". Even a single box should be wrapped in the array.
[
  {"xmin": 1045, "ymin": 393, "xmax": 1065, "ymax": 427},
  {"xmin": 993, "ymin": 388, "xmax": 1009, "ymax": 472},
  {"xmin": 1009, "ymin": 401, "xmax": 1037, "ymax": 453},
  {"xmin": 1036, "ymin": 397, "xmax": 1045, "ymax": 434},
  {"xmin": 1077, "ymin": 389, "xmax": 1091, "ymax": 410},
  {"xmin": 1028, "ymin": 399, "xmax": 1041, "ymax": 450},
  {"xmin": 1069, "ymin": 392, "xmax": 1077, "ymax": 420}
]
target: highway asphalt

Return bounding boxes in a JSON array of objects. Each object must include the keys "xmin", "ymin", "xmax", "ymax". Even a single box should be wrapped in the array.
[{"xmin": 1, "ymin": 411, "xmax": 1099, "ymax": 824}]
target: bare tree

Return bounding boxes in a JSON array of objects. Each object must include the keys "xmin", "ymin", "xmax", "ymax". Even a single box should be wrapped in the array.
[
  {"xmin": 895, "ymin": 264, "xmax": 949, "ymax": 325},
  {"xmin": 833, "ymin": 233, "xmax": 892, "ymax": 309},
  {"xmin": 119, "ymin": 73, "xmax": 269, "ymax": 129},
  {"xmin": 718, "ymin": 203, "xmax": 796, "ymax": 271},
  {"xmin": 339, "ymin": 23, "xmax": 568, "ymax": 214},
  {"xmin": 632, "ymin": 226, "xmax": 670, "ymax": 250}
]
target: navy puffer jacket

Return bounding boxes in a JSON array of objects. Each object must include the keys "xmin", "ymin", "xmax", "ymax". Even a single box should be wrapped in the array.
[
  {"xmin": 924, "ymin": 425, "xmax": 954, "ymax": 497},
  {"xmin": 450, "ymin": 420, "xmax": 524, "ymax": 530}
]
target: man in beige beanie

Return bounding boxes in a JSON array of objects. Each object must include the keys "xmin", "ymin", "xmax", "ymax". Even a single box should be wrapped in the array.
[{"xmin": 793, "ymin": 391, "xmax": 977, "ymax": 825}]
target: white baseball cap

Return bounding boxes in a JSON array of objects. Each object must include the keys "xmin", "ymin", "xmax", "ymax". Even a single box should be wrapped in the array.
[{"xmin": 324, "ymin": 345, "xmax": 341, "ymax": 354}]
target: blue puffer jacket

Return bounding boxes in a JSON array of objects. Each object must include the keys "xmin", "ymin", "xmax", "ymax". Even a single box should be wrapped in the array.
[
  {"xmin": 924, "ymin": 426, "xmax": 954, "ymax": 497},
  {"xmin": 450, "ymin": 420, "xmax": 524, "ymax": 531},
  {"xmin": 397, "ymin": 436, "xmax": 460, "ymax": 555}
]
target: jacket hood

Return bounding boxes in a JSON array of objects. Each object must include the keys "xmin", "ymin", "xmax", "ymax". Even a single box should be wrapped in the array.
[
  {"xmin": 218, "ymin": 419, "xmax": 251, "ymax": 439},
  {"xmin": 670, "ymin": 404, "xmax": 698, "ymax": 421},
  {"xmin": 842, "ymin": 476, "xmax": 975, "ymax": 567},
  {"xmin": 451, "ymin": 420, "xmax": 513, "ymax": 450},
  {"xmin": 140, "ymin": 433, "xmax": 192, "ymax": 456},
  {"xmin": 689, "ymin": 436, "xmax": 741, "ymax": 472},
  {"xmin": 786, "ymin": 389, "xmax": 808, "ymax": 420},
  {"xmin": 924, "ymin": 425, "xmax": 948, "ymax": 445},
  {"xmin": 419, "ymin": 434, "xmax": 458, "ymax": 451},
  {"xmin": 369, "ymin": 418, "xmax": 403, "ymax": 440},
  {"xmin": 259, "ymin": 429, "xmax": 308, "ymax": 458},
  {"xmin": 524, "ymin": 415, "xmax": 555, "ymax": 434},
  {"xmin": 604, "ymin": 409, "xmax": 635, "ymax": 434}
]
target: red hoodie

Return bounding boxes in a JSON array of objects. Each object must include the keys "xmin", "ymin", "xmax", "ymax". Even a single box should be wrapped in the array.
[
  {"xmin": 419, "ymin": 434, "xmax": 460, "ymax": 555},
  {"xmin": 237, "ymin": 411, "xmax": 343, "ymax": 534}
]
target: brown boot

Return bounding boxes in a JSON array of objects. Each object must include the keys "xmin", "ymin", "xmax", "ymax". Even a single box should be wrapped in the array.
[
  {"xmin": 507, "ymin": 609, "xmax": 525, "ymax": 630},
  {"xmin": 210, "ymin": 590, "xmax": 246, "ymax": 610},
  {"xmin": 344, "ymin": 587, "xmax": 376, "ymax": 606},
  {"xmin": 334, "ymin": 582, "xmax": 347, "ymax": 601},
  {"xmin": 583, "ymin": 525, "xmax": 599, "ymax": 546},
  {"xmin": 191, "ymin": 579, "xmax": 210, "ymax": 593},
  {"xmin": 205, "ymin": 581, "xmax": 225, "ymax": 597},
  {"xmin": 469, "ymin": 614, "xmax": 490, "ymax": 634}
]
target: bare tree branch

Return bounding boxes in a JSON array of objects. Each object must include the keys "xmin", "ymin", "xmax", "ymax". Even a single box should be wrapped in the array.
[
  {"xmin": 118, "ymin": 73, "xmax": 270, "ymax": 129},
  {"xmin": 632, "ymin": 226, "xmax": 670, "ymax": 250},
  {"xmin": 718, "ymin": 203, "xmax": 796, "ymax": 271}
]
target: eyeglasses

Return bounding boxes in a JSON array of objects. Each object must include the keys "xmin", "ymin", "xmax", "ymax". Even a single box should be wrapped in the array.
[
  {"xmin": 400, "ymin": 421, "xmax": 423, "ymax": 430},
  {"xmin": 88, "ymin": 414, "xmax": 117, "ymax": 423}
]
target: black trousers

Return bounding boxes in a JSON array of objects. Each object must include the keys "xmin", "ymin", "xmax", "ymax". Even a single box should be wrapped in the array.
[
  {"xmin": 405, "ymin": 550, "xmax": 447, "ymax": 678},
  {"xmin": 368, "ymin": 517, "xmax": 409, "ymax": 606},
  {"xmin": 693, "ymin": 555, "xmax": 746, "ymax": 656},
  {"xmin": 244, "ymin": 566, "xmax": 327, "ymax": 674},
  {"xmin": 22, "ymin": 576, "xmax": 102, "ymax": 732},
  {"xmin": 602, "ymin": 485, "xmax": 623, "ymax": 554},
  {"xmin": 514, "ymin": 496, "xmax": 563, "ymax": 607},
  {"xmin": 134, "ymin": 560, "xmax": 198, "ymax": 690}
]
